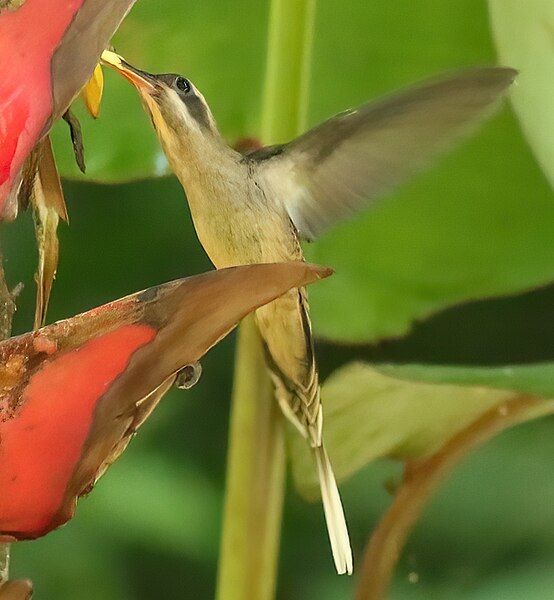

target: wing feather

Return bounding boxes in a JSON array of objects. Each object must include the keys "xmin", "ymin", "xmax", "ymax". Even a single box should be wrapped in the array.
[{"xmin": 259, "ymin": 67, "xmax": 517, "ymax": 240}]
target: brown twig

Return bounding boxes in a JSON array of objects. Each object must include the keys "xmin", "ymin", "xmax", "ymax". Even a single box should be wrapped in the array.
[
  {"xmin": 355, "ymin": 394, "xmax": 554, "ymax": 600},
  {"xmin": 1, "ymin": 260, "xmax": 35, "ymax": 600},
  {"xmin": 0, "ymin": 548, "xmax": 8, "ymax": 588},
  {"xmin": 0, "ymin": 258, "xmax": 14, "ymax": 585},
  {"xmin": 0, "ymin": 263, "xmax": 16, "ymax": 341}
]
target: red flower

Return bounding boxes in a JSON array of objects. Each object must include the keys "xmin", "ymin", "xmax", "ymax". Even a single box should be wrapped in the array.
[{"xmin": 0, "ymin": 0, "xmax": 136, "ymax": 220}]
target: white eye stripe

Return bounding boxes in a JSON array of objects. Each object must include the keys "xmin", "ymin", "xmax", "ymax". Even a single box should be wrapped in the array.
[{"xmin": 163, "ymin": 90, "xmax": 203, "ymax": 134}]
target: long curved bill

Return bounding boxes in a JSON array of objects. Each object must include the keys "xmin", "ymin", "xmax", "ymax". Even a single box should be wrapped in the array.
[
  {"xmin": 0, "ymin": 262, "xmax": 332, "ymax": 541},
  {"xmin": 101, "ymin": 49, "xmax": 156, "ymax": 91}
]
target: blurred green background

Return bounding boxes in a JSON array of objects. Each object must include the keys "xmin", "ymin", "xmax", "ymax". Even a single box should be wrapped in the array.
[{"xmin": 2, "ymin": 0, "xmax": 554, "ymax": 598}]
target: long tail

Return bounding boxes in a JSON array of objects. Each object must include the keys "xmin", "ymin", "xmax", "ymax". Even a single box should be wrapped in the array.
[
  {"xmin": 314, "ymin": 444, "xmax": 353, "ymax": 575},
  {"xmin": 256, "ymin": 291, "xmax": 352, "ymax": 573}
]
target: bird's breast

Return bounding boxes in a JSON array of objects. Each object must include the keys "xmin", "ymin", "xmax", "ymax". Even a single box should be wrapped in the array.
[{"xmin": 183, "ymin": 174, "xmax": 302, "ymax": 269}]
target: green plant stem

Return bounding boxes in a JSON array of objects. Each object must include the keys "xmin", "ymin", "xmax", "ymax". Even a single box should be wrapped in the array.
[
  {"xmin": 0, "ymin": 258, "xmax": 15, "ymax": 584},
  {"xmin": 216, "ymin": 318, "xmax": 285, "ymax": 600},
  {"xmin": 355, "ymin": 395, "xmax": 554, "ymax": 600},
  {"xmin": 261, "ymin": 0, "xmax": 316, "ymax": 141},
  {"xmin": 216, "ymin": 2, "xmax": 316, "ymax": 599}
]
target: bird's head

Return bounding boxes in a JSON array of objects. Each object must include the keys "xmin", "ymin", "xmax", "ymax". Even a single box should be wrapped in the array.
[{"xmin": 102, "ymin": 50, "xmax": 221, "ymax": 163}]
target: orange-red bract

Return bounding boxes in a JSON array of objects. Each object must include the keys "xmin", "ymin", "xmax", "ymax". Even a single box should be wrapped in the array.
[
  {"xmin": 0, "ymin": 0, "xmax": 136, "ymax": 220},
  {"xmin": 0, "ymin": 262, "xmax": 332, "ymax": 540}
]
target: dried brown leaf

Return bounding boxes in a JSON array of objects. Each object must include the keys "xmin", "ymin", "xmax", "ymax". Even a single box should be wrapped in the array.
[{"xmin": 32, "ymin": 137, "xmax": 67, "ymax": 329}]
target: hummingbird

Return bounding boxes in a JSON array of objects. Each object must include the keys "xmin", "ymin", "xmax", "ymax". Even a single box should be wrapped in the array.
[{"xmin": 102, "ymin": 50, "xmax": 516, "ymax": 574}]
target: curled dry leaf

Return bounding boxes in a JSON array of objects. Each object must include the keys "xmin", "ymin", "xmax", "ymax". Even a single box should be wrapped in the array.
[
  {"xmin": 289, "ymin": 361, "xmax": 554, "ymax": 598},
  {"xmin": 0, "ymin": 262, "xmax": 331, "ymax": 541},
  {"xmin": 32, "ymin": 136, "xmax": 68, "ymax": 330},
  {"xmin": 0, "ymin": 0, "xmax": 136, "ymax": 220},
  {"xmin": 355, "ymin": 392, "xmax": 554, "ymax": 600},
  {"xmin": 62, "ymin": 110, "xmax": 87, "ymax": 174}
]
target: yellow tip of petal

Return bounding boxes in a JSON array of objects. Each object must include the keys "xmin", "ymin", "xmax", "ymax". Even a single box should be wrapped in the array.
[{"xmin": 81, "ymin": 64, "xmax": 104, "ymax": 119}]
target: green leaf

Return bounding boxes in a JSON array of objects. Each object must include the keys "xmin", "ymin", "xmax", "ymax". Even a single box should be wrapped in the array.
[
  {"xmin": 290, "ymin": 362, "xmax": 554, "ymax": 499},
  {"xmin": 81, "ymin": 452, "xmax": 221, "ymax": 562},
  {"xmin": 304, "ymin": 1, "xmax": 554, "ymax": 342},
  {"xmin": 489, "ymin": 0, "xmax": 554, "ymax": 188},
  {"xmin": 305, "ymin": 106, "xmax": 554, "ymax": 341},
  {"xmin": 377, "ymin": 362, "xmax": 554, "ymax": 398}
]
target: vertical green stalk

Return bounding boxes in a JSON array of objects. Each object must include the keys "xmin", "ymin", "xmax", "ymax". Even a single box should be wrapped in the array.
[
  {"xmin": 216, "ymin": 317, "xmax": 285, "ymax": 600},
  {"xmin": 0, "ymin": 258, "xmax": 15, "ymax": 585},
  {"xmin": 216, "ymin": 2, "xmax": 316, "ymax": 599},
  {"xmin": 261, "ymin": 0, "xmax": 316, "ymax": 141}
]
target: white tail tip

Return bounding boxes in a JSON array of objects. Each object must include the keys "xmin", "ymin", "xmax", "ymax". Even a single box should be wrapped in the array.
[{"xmin": 314, "ymin": 445, "xmax": 353, "ymax": 575}]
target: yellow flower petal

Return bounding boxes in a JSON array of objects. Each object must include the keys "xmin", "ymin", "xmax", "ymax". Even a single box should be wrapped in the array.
[{"xmin": 81, "ymin": 64, "xmax": 104, "ymax": 119}]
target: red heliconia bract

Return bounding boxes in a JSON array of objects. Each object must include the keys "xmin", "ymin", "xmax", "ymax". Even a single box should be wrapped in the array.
[
  {"xmin": 0, "ymin": 262, "xmax": 331, "ymax": 540},
  {"xmin": 0, "ymin": 0, "xmax": 136, "ymax": 220}
]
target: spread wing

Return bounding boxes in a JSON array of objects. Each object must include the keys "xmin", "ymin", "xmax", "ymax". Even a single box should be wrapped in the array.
[{"xmin": 258, "ymin": 67, "xmax": 517, "ymax": 241}]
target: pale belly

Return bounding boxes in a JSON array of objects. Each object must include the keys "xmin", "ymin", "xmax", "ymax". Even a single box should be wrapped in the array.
[{"xmin": 188, "ymin": 188, "xmax": 303, "ymax": 269}]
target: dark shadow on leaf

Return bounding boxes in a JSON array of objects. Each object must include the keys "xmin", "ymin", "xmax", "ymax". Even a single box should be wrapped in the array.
[{"xmin": 317, "ymin": 283, "xmax": 554, "ymax": 374}]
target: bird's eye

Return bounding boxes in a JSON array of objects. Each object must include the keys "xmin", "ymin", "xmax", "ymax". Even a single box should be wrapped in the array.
[{"xmin": 175, "ymin": 76, "xmax": 190, "ymax": 93}]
